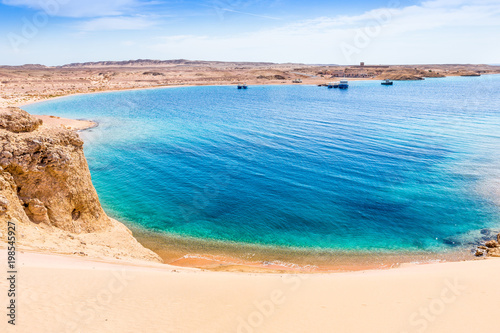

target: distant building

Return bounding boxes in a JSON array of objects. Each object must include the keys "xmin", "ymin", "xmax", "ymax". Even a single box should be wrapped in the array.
[{"xmin": 360, "ymin": 62, "xmax": 365, "ymax": 66}]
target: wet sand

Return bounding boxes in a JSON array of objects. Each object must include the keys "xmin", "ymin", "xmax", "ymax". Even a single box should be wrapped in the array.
[{"xmin": 132, "ymin": 227, "xmax": 473, "ymax": 273}]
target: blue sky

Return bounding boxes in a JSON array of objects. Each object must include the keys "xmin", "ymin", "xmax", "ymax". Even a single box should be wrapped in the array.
[{"xmin": 0, "ymin": 0, "xmax": 499, "ymax": 65}]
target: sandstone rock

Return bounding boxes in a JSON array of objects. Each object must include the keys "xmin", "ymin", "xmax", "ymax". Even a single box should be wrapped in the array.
[
  {"xmin": 485, "ymin": 240, "xmax": 499, "ymax": 248},
  {"xmin": 2, "ymin": 151, "xmax": 12, "ymax": 159},
  {"xmin": 0, "ymin": 107, "xmax": 42, "ymax": 133},
  {"xmin": 498, "ymin": 233, "xmax": 500, "ymax": 243},
  {"xmin": 1, "ymin": 107, "xmax": 108, "ymax": 233},
  {"xmin": 25, "ymin": 198, "xmax": 50, "ymax": 224},
  {"xmin": 0, "ymin": 195, "xmax": 8, "ymax": 215},
  {"xmin": 487, "ymin": 247, "xmax": 500, "ymax": 257},
  {"xmin": 1, "ymin": 107, "xmax": 162, "ymax": 263},
  {"xmin": 474, "ymin": 249, "xmax": 484, "ymax": 257}
]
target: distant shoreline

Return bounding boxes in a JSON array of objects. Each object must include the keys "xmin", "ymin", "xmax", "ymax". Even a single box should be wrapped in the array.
[
  {"xmin": 8, "ymin": 70, "xmax": 498, "ymax": 109},
  {"xmin": 18, "ymin": 80, "xmax": 378, "ymax": 108}
]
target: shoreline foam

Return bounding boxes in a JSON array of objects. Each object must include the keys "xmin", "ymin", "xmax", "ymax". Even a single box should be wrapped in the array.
[{"xmin": 130, "ymin": 226, "xmax": 477, "ymax": 273}]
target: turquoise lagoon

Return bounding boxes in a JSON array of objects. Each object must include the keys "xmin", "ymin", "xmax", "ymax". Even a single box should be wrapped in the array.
[{"xmin": 24, "ymin": 76, "xmax": 500, "ymax": 264}]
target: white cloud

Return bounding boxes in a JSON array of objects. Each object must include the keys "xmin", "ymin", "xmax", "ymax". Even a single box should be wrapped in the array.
[
  {"xmin": 150, "ymin": 0, "xmax": 500, "ymax": 64},
  {"xmin": 280, "ymin": 1, "xmax": 500, "ymax": 35},
  {"xmin": 1, "ymin": 0, "xmax": 151, "ymax": 18},
  {"xmin": 2, "ymin": 0, "xmax": 499, "ymax": 65},
  {"xmin": 421, "ymin": 0, "xmax": 500, "ymax": 8},
  {"xmin": 78, "ymin": 16, "xmax": 157, "ymax": 31}
]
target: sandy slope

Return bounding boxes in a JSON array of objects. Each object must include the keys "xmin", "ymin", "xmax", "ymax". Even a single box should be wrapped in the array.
[{"xmin": 1, "ymin": 250, "xmax": 499, "ymax": 333}]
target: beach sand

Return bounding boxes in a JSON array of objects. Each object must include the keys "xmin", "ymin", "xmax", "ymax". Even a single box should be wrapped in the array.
[
  {"xmin": 32, "ymin": 115, "xmax": 97, "ymax": 131},
  {"xmin": 0, "ymin": 249, "xmax": 499, "ymax": 333}
]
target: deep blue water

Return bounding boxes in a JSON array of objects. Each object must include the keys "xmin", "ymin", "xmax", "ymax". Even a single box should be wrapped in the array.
[{"xmin": 25, "ymin": 76, "xmax": 500, "ymax": 253}]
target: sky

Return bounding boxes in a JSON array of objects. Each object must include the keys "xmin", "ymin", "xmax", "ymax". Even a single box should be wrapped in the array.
[{"xmin": 0, "ymin": 0, "xmax": 499, "ymax": 66}]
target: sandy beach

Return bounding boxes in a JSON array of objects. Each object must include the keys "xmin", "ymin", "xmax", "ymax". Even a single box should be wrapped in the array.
[
  {"xmin": 31, "ymin": 115, "xmax": 97, "ymax": 131},
  {"xmin": 0, "ymin": 249, "xmax": 499, "ymax": 333}
]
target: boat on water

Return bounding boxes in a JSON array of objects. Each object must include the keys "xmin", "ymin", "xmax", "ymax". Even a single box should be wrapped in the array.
[
  {"xmin": 327, "ymin": 82, "xmax": 339, "ymax": 88},
  {"xmin": 381, "ymin": 79, "xmax": 393, "ymax": 85},
  {"xmin": 338, "ymin": 80, "xmax": 349, "ymax": 89},
  {"xmin": 237, "ymin": 84, "xmax": 248, "ymax": 89}
]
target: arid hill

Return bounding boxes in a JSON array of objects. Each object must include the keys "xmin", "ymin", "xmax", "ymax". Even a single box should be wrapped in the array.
[{"xmin": 59, "ymin": 59, "xmax": 280, "ymax": 68}]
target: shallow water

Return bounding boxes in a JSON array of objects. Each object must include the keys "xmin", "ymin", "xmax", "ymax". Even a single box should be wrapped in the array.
[{"xmin": 25, "ymin": 76, "xmax": 500, "ymax": 260}]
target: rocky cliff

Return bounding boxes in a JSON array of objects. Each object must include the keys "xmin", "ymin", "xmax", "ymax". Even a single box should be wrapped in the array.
[{"xmin": 0, "ymin": 107, "xmax": 161, "ymax": 262}]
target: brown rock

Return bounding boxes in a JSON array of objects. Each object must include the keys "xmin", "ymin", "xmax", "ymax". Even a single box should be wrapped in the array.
[
  {"xmin": 24, "ymin": 198, "xmax": 50, "ymax": 224},
  {"xmin": 0, "ymin": 195, "xmax": 8, "ymax": 215},
  {"xmin": 485, "ymin": 240, "xmax": 499, "ymax": 248},
  {"xmin": 0, "ymin": 107, "xmax": 42, "ymax": 133},
  {"xmin": 1, "ymin": 107, "xmax": 107, "ymax": 233},
  {"xmin": 474, "ymin": 249, "xmax": 484, "ymax": 257},
  {"xmin": 487, "ymin": 248, "xmax": 500, "ymax": 257},
  {"xmin": 0, "ymin": 107, "xmax": 162, "ymax": 263}
]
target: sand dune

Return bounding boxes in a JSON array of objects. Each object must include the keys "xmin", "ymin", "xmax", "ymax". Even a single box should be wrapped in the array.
[{"xmin": 1, "ymin": 250, "xmax": 499, "ymax": 333}]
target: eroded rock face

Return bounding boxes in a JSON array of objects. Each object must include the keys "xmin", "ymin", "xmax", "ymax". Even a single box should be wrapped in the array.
[
  {"xmin": 0, "ymin": 107, "xmax": 162, "ymax": 262},
  {"xmin": 0, "ymin": 195, "xmax": 9, "ymax": 214},
  {"xmin": 0, "ymin": 107, "xmax": 109, "ymax": 233},
  {"xmin": 0, "ymin": 107, "xmax": 42, "ymax": 133}
]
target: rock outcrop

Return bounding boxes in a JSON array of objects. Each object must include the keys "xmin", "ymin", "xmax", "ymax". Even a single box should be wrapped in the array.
[
  {"xmin": 1, "ymin": 107, "xmax": 108, "ymax": 232},
  {"xmin": 475, "ymin": 234, "xmax": 500, "ymax": 258},
  {"xmin": 0, "ymin": 107, "xmax": 42, "ymax": 133},
  {"xmin": 485, "ymin": 238, "xmax": 500, "ymax": 257},
  {"xmin": 0, "ymin": 107, "xmax": 161, "ymax": 262}
]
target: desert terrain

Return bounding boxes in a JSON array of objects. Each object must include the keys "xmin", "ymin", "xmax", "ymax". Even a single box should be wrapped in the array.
[{"xmin": 1, "ymin": 60, "xmax": 498, "ymax": 107}]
